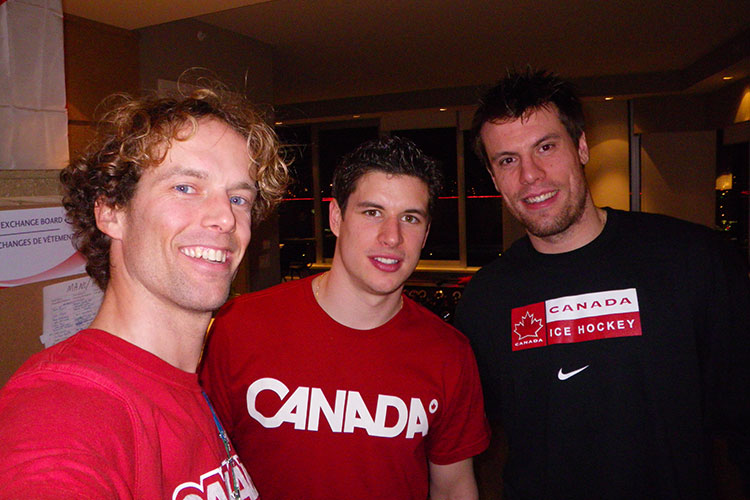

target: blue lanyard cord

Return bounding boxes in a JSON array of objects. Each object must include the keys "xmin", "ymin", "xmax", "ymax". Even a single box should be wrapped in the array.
[{"xmin": 202, "ymin": 391, "xmax": 240, "ymax": 499}]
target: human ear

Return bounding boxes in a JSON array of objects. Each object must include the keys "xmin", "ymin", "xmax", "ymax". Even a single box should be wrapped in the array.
[
  {"xmin": 94, "ymin": 197, "xmax": 124, "ymax": 240},
  {"xmin": 329, "ymin": 199, "xmax": 342, "ymax": 238},
  {"xmin": 578, "ymin": 132, "xmax": 590, "ymax": 165}
]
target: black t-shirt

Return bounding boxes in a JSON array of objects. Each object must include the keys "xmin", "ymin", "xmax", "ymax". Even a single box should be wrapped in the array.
[{"xmin": 455, "ymin": 208, "xmax": 750, "ymax": 500}]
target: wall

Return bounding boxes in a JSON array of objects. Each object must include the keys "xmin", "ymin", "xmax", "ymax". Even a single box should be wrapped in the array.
[
  {"xmin": 584, "ymin": 100, "xmax": 630, "ymax": 211},
  {"xmin": 631, "ymin": 81, "xmax": 750, "ymax": 229},
  {"xmin": 64, "ymin": 15, "xmax": 140, "ymax": 156},
  {"xmin": 641, "ymin": 131, "xmax": 716, "ymax": 227},
  {"xmin": 706, "ymin": 77, "xmax": 750, "ymax": 130}
]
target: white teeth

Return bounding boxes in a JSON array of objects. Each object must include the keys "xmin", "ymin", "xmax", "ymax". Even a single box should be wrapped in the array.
[
  {"xmin": 374, "ymin": 257, "xmax": 398, "ymax": 264},
  {"xmin": 525, "ymin": 191, "xmax": 557, "ymax": 204},
  {"xmin": 181, "ymin": 246, "xmax": 227, "ymax": 263}
]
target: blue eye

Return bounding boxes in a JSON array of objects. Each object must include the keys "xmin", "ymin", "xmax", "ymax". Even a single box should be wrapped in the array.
[
  {"xmin": 174, "ymin": 185, "xmax": 195, "ymax": 194},
  {"xmin": 229, "ymin": 195, "xmax": 248, "ymax": 206}
]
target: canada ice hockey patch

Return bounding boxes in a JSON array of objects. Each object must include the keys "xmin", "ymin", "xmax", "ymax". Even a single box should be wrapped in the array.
[{"xmin": 511, "ymin": 288, "xmax": 642, "ymax": 351}]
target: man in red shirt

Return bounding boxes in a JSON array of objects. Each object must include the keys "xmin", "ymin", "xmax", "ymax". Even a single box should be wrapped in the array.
[
  {"xmin": 0, "ymin": 86, "xmax": 289, "ymax": 499},
  {"xmin": 201, "ymin": 136, "xmax": 490, "ymax": 499}
]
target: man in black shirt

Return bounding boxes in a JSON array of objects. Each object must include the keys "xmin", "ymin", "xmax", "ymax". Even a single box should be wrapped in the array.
[{"xmin": 455, "ymin": 68, "xmax": 750, "ymax": 499}]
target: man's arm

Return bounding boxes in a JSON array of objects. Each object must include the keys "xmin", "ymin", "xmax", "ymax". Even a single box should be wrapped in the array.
[
  {"xmin": 428, "ymin": 458, "xmax": 478, "ymax": 500},
  {"xmin": 703, "ymin": 233, "xmax": 750, "ymax": 496}
]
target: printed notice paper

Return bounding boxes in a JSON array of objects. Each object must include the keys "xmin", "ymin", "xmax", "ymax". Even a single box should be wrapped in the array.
[
  {"xmin": 0, "ymin": 206, "xmax": 86, "ymax": 287},
  {"xmin": 41, "ymin": 277, "xmax": 103, "ymax": 348}
]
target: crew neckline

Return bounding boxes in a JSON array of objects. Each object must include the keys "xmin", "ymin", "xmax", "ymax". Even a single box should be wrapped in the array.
[{"xmin": 511, "ymin": 207, "xmax": 620, "ymax": 267}]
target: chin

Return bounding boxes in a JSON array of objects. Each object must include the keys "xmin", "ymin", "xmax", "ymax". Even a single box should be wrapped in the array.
[
  {"xmin": 370, "ymin": 278, "xmax": 407, "ymax": 296},
  {"xmin": 179, "ymin": 289, "xmax": 231, "ymax": 313}
]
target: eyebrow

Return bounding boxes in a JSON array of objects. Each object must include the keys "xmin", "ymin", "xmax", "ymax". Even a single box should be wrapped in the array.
[
  {"xmin": 356, "ymin": 201, "xmax": 428, "ymax": 218},
  {"xmin": 154, "ymin": 166, "xmax": 207, "ymax": 181},
  {"xmin": 533, "ymin": 133, "xmax": 560, "ymax": 148},
  {"xmin": 489, "ymin": 133, "xmax": 561, "ymax": 162},
  {"xmin": 155, "ymin": 166, "xmax": 257, "ymax": 193}
]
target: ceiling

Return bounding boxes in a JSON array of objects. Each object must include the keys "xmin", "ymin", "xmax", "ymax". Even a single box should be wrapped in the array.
[{"xmin": 61, "ymin": 0, "xmax": 750, "ymax": 105}]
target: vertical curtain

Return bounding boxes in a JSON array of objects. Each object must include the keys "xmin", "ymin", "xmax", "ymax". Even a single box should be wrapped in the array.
[{"xmin": 0, "ymin": 0, "xmax": 68, "ymax": 170}]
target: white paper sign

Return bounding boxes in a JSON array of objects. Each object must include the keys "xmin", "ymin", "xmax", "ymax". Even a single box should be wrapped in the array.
[
  {"xmin": 41, "ymin": 276, "xmax": 103, "ymax": 348},
  {"xmin": 0, "ymin": 206, "xmax": 86, "ymax": 287}
]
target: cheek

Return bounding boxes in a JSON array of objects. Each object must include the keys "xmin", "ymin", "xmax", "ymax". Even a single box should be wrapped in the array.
[
  {"xmin": 241, "ymin": 224, "xmax": 252, "ymax": 246},
  {"xmin": 568, "ymin": 165, "xmax": 587, "ymax": 190},
  {"xmin": 488, "ymin": 170, "xmax": 504, "ymax": 193},
  {"xmin": 493, "ymin": 176, "xmax": 517, "ymax": 199},
  {"xmin": 407, "ymin": 228, "xmax": 429, "ymax": 251}
]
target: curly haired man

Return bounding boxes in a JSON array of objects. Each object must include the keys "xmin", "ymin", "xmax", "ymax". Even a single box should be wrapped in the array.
[{"xmin": 0, "ymin": 85, "xmax": 288, "ymax": 500}]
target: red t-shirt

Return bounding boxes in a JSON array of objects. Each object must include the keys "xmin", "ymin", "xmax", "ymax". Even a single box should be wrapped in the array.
[
  {"xmin": 200, "ymin": 276, "xmax": 490, "ymax": 499},
  {"xmin": 0, "ymin": 329, "xmax": 259, "ymax": 500}
]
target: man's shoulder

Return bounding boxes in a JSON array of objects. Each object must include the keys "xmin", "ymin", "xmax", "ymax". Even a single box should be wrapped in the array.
[
  {"xmin": 610, "ymin": 208, "xmax": 713, "ymax": 237},
  {"xmin": 608, "ymin": 208, "xmax": 727, "ymax": 254},
  {"xmin": 0, "ymin": 332, "xmax": 141, "ymax": 498},
  {"xmin": 0, "ymin": 331, "xmax": 137, "ymax": 437},
  {"xmin": 4, "ymin": 329, "xmax": 111, "ymax": 386},
  {"xmin": 2, "ymin": 329, "xmax": 186, "ymax": 409},
  {"xmin": 462, "ymin": 248, "xmax": 524, "ymax": 296}
]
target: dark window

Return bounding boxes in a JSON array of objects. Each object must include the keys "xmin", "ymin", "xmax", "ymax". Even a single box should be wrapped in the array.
[
  {"xmin": 274, "ymin": 121, "xmax": 499, "ymax": 277},
  {"xmin": 276, "ymin": 125, "xmax": 315, "ymax": 275},
  {"xmin": 464, "ymin": 130, "xmax": 503, "ymax": 266}
]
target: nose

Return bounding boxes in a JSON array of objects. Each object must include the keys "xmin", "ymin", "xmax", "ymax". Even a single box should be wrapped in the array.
[
  {"xmin": 202, "ymin": 192, "xmax": 236, "ymax": 233},
  {"xmin": 378, "ymin": 216, "xmax": 403, "ymax": 247},
  {"xmin": 519, "ymin": 156, "xmax": 545, "ymax": 185}
]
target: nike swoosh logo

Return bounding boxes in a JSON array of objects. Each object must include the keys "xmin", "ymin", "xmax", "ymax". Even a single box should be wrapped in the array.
[{"xmin": 558, "ymin": 365, "xmax": 589, "ymax": 380}]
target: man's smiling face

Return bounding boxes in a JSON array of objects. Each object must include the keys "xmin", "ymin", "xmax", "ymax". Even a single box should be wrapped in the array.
[
  {"xmin": 481, "ymin": 104, "xmax": 591, "ymax": 240},
  {"xmin": 106, "ymin": 118, "xmax": 256, "ymax": 313},
  {"xmin": 329, "ymin": 171, "xmax": 430, "ymax": 298}
]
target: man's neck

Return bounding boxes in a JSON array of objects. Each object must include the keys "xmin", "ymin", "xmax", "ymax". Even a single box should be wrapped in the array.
[
  {"xmin": 529, "ymin": 203, "xmax": 607, "ymax": 255},
  {"xmin": 89, "ymin": 283, "xmax": 211, "ymax": 373},
  {"xmin": 312, "ymin": 268, "xmax": 404, "ymax": 330}
]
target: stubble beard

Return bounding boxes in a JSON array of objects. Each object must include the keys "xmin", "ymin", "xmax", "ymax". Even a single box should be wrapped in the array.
[{"xmin": 510, "ymin": 184, "xmax": 588, "ymax": 239}]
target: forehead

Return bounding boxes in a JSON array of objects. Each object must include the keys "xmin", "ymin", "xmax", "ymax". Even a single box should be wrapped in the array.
[
  {"xmin": 349, "ymin": 171, "xmax": 428, "ymax": 206},
  {"xmin": 481, "ymin": 105, "xmax": 565, "ymax": 141},
  {"xmin": 148, "ymin": 118, "xmax": 253, "ymax": 176},
  {"xmin": 171, "ymin": 118, "xmax": 247, "ymax": 156}
]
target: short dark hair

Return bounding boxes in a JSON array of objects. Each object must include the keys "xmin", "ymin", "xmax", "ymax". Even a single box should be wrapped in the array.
[
  {"xmin": 332, "ymin": 136, "xmax": 443, "ymax": 217},
  {"xmin": 60, "ymin": 85, "xmax": 289, "ymax": 290},
  {"xmin": 471, "ymin": 68, "xmax": 585, "ymax": 167}
]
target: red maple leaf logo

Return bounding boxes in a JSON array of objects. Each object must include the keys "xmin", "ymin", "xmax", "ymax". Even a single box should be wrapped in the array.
[{"xmin": 514, "ymin": 311, "xmax": 543, "ymax": 340}]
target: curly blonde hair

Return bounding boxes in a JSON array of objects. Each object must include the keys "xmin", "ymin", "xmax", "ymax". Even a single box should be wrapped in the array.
[{"xmin": 60, "ymin": 86, "xmax": 289, "ymax": 289}]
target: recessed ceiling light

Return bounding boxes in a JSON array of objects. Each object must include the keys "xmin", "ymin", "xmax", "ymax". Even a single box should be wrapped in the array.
[
  {"xmin": 352, "ymin": 114, "xmax": 361, "ymax": 118},
  {"xmin": 722, "ymin": 76, "xmax": 734, "ymax": 81},
  {"xmin": 274, "ymin": 121, "xmax": 283, "ymax": 125},
  {"xmin": 439, "ymin": 108, "xmax": 448, "ymax": 112},
  {"xmin": 604, "ymin": 96, "xmax": 614, "ymax": 101}
]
